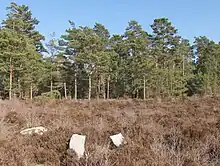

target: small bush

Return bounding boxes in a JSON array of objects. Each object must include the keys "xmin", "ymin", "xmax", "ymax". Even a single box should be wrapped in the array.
[
  {"xmin": 33, "ymin": 90, "xmax": 61, "ymax": 104},
  {"xmin": 41, "ymin": 90, "xmax": 61, "ymax": 99}
]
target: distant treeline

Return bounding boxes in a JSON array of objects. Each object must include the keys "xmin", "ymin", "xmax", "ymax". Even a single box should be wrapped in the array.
[{"xmin": 0, "ymin": 2, "xmax": 219, "ymax": 100}]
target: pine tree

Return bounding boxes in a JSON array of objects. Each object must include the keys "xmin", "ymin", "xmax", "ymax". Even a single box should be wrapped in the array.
[
  {"xmin": 21, "ymin": 45, "xmax": 44, "ymax": 99},
  {"xmin": 1, "ymin": 2, "xmax": 218, "ymax": 100},
  {"xmin": 123, "ymin": 20, "xmax": 151, "ymax": 98},
  {"xmin": 150, "ymin": 18, "xmax": 181, "ymax": 98},
  {"xmin": 93, "ymin": 23, "xmax": 112, "ymax": 99},
  {"xmin": 2, "ymin": 2, "xmax": 45, "ymax": 52},
  {"xmin": 109, "ymin": 34, "xmax": 127, "ymax": 98},
  {"xmin": 0, "ymin": 29, "xmax": 34, "ymax": 99},
  {"xmin": 194, "ymin": 37, "xmax": 220, "ymax": 95},
  {"xmin": 1, "ymin": 2, "xmax": 46, "ymax": 99}
]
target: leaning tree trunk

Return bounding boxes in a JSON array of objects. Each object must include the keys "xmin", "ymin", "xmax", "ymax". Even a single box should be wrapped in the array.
[{"xmin": 9, "ymin": 57, "xmax": 13, "ymax": 100}]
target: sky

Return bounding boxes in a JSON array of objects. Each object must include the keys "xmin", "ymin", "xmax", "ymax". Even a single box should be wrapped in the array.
[{"xmin": 0, "ymin": 0, "xmax": 220, "ymax": 43}]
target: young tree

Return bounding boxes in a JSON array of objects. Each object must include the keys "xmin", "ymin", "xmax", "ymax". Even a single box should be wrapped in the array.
[{"xmin": 46, "ymin": 33, "xmax": 59, "ymax": 94}]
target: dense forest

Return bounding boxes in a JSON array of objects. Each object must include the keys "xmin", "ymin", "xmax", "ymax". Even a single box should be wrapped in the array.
[{"xmin": 0, "ymin": 2, "xmax": 220, "ymax": 100}]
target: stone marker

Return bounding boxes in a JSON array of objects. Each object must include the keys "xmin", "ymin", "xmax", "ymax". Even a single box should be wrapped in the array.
[
  {"xmin": 69, "ymin": 134, "xmax": 86, "ymax": 158},
  {"xmin": 110, "ymin": 133, "xmax": 125, "ymax": 147},
  {"xmin": 20, "ymin": 126, "xmax": 47, "ymax": 135}
]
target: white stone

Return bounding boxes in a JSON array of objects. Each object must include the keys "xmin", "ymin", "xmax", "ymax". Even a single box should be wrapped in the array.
[
  {"xmin": 20, "ymin": 126, "xmax": 47, "ymax": 135},
  {"xmin": 110, "ymin": 133, "xmax": 124, "ymax": 147},
  {"xmin": 69, "ymin": 134, "xmax": 86, "ymax": 158}
]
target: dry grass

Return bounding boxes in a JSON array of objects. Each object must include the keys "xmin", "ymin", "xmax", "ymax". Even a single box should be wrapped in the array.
[{"xmin": 0, "ymin": 97, "xmax": 219, "ymax": 166}]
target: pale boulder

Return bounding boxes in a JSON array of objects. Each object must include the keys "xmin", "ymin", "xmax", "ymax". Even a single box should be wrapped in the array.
[
  {"xmin": 110, "ymin": 133, "xmax": 125, "ymax": 147},
  {"xmin": 20, "ymin": 126, "xmax": 47, "ymax": 135},
  {"xmin": 69, "ymin": 134, "xmax": 86, "ymax": 158}
]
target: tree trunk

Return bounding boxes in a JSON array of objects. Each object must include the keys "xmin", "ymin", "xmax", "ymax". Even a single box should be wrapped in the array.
[
  {"xmin": 214, "ymin": 60, "xmax": 218, "ymax": 95},
  {"xmin": 88, "ymin": 74, "xmax": 91, "ymax": 101},
  {"xmin": 136, "ymin": 89, "xmax": 139, "ymax": 99},
  {"xmin": 107, "ymin": 75, "xmax": 110, "ymax": 99},
  {"xmin": 50, "ymin": 56, "xmax": 53, "ymax": 97},
  {"xmin": 9, "ymin": 57, "xmax": 13, "ymax": 100},
  {"xmin": 131, "ymin": 73, "xmax": 134, "ymax": 98},
  {"xmin": 18, "ymin": 78, "xmax": 21, "ymax": 99},
  {"xmin": 168, "ymin": 67, "xmax": 171, "ymax": 98},
  {"xmin": 64, "ymin": 82, "xmax": 67, "ymax": 99},
  {"xmin": 74, "ymin": 72, "xmax": 77, "ymax": 100},
  {"xmin": 97, "ymin": 75, "xmax": 100, "ymax": 100},
  {"xmin": 170, "ymin": 63, "xmax": 175, "ymax": 97},
  {"xmin": 115, "ymin": 72, "xmax": 119, "ymax": 98},
  {"xmin": 101, "ymin": 74, "xmax": 106, "ymax": 99},
  {"xmin": 155, "ymin": 62, "xmax": 160, "ymax": 98},
  {"xmin": 30, "ymin": 83, "xmax": 33, "ymax": 100},
  {"xmin": 13, "ymin": 92, "xmax": 16, "ymax": 99},
  {"xmin": 182, "ymin": 54, "xmax": 185, "ymax": 76},
  {"xmin": 143, "ymin": 76, "xmax": 146, "ymax": 100},
  {"xmin": 18, "ymin": 64, "xmax": 22, "ymax": 98},
  {"xmin": 50, "ymin": 76, "xmax": 53, "ymax": 93}
]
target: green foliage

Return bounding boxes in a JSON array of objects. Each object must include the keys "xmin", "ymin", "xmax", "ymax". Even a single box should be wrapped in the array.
[
  {"xmin": 150, "ymin": 18, "xmax": 193, "ymax": 98},
  {"xmin": 41, "ymin": 90, "xmax": 61, "ymax": 99},
  {"xmin": 194, "ymin": 37, "xmax": 220, "ymax": 95},
  {"xmin": 0, "ymin": 28, "xmax": 32, "ymax": 95},
  {"xmin": 2, "ymin": 2, "xmax": 45, "ymax": 52},
  {"xmin": 0, "ymin": 2, "xmax": 219, "ymax": 100},
  {"xmin": 33, "ymin": 90, "xmax": 61, "ymax": 104},
  {"xmin": 0, "ymin": 2, "xmax": 46, "ymax": 99}
]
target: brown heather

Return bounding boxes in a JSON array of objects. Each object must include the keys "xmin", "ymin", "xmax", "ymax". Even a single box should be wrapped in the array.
[{"xmin": 0, "ymin": 97, "xmax": 220, "ymax": 166}]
